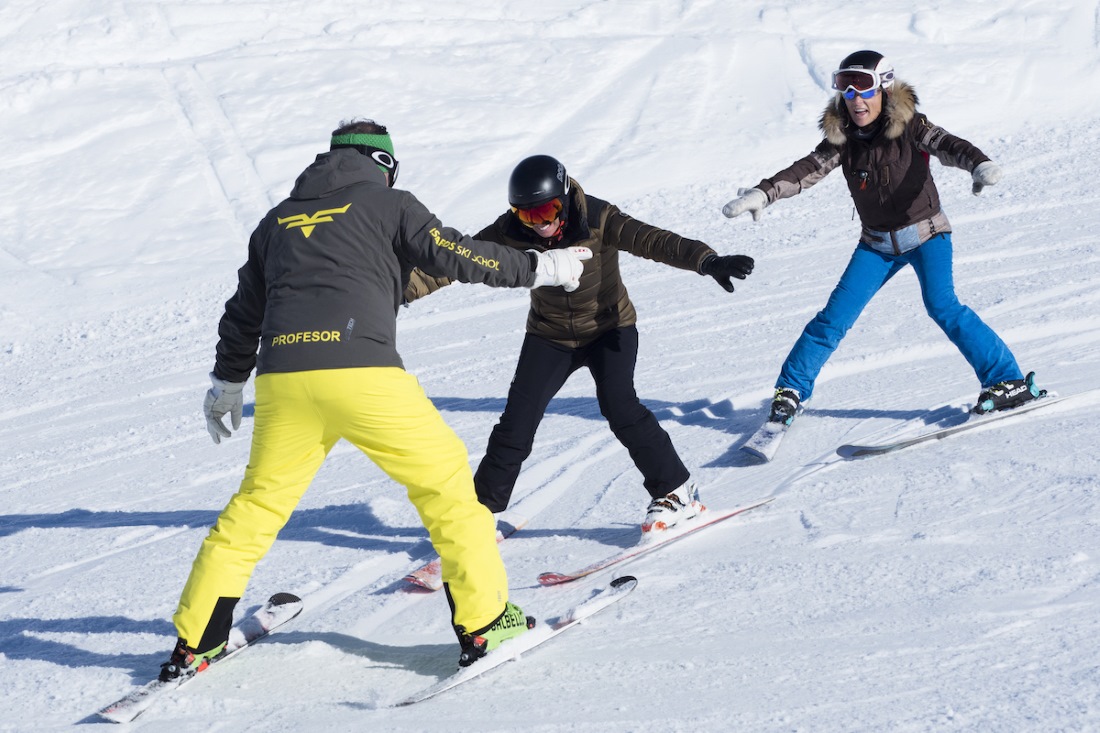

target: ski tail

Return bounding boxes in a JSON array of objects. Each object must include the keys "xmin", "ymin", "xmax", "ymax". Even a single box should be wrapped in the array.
[{"xmin": 404, "ymin": 513, "xmax": 527, "ymax": 591}]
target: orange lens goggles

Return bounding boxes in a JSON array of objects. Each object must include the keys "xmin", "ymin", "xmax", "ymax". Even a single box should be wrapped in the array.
[{"xmin": 512, "ymin": 198, "xmax": 563, "ymax": 227}]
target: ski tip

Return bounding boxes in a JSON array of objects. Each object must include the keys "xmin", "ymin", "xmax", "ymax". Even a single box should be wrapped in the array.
[
  {"xmin": 610, "ymin": 575, "xmax": 637, "ymax": 589},
  {"xmin": 537, "ymin": 572, "xmax": 572, "ymax": 586},
  {"xmin": 268, "ymin": 592, "xmax": 302, "ymax": 606},
  {"xmin": 97, "ymin": 706, "xmax": 136, "ymax": 725},
  {"xmin": 739, "ymin": 445, "xmax": 775, "ymax": 463},
  {"xmin": 403, "ymin": 575, "xmax": 443, "ymax": 592}
]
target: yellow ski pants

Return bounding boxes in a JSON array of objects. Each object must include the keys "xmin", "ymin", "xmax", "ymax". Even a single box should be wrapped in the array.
[{"xmin": 173, "ymin": 367, "xmax": 508, "ymax": 650}]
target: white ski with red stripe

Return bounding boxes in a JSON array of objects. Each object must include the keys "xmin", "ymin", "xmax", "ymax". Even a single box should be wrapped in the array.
[{"xmin": 537, "ymin": 498, "xmax": 773, "ymax": 586}]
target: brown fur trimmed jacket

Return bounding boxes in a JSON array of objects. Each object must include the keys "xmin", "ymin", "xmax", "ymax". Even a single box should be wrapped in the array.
[
  {"xmin": 753, "ymin": 81, "xmax": 991, "ymax": 241},
  {"xmin": 404, "ymin": 179, "xmax": 716, "ymax": 348}
]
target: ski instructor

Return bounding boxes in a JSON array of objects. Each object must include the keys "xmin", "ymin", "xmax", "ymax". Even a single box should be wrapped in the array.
[
  {"xmin": 162, "ymin": 119, "xmax": 593, "ymax": 678},
  {"xmin": 722, "ymin": 50, "xmax": 1041, "ymax": 430}
]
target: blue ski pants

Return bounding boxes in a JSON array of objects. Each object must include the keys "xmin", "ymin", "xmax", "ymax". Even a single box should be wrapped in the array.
[{"xmin": 776, "ymin": 233, "xmax": 1022, "ymax": 401}]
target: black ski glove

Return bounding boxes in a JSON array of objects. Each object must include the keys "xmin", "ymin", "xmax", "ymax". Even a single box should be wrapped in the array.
[{"xmin": 700, "ymin": 253, "xmax": 754, "ymax": 293}]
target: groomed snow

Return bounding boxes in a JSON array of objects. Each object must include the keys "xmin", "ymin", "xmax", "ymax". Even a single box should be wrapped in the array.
[{"xmin": 1, "ymin": 2, "xmax": 1099, "ymax": 731}]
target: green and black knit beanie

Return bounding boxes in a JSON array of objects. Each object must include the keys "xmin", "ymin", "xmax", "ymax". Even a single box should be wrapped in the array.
[
  {"xmin": 330, "ymin": 132, "xmax": 395, "ymax": 157},
  {"xmin": 330, "ymin": 132, "xmax": 398, "ymax": 183}
]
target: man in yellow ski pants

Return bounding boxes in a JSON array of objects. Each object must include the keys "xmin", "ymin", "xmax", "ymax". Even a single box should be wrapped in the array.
[
  {"xmin": 175, "ymin": 368, "xmax": 505, "ymax": 647},
  {"xmin": 159, "ymin": 118, "xmax": 591, "ymax": 680}
]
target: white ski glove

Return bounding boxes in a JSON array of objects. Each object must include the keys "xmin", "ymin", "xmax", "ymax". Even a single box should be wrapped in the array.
[
  {"xmin": 529, "ymin": 246, "xmax": 593, "ymax": 292},
  {"xmin": 204, "ymin": 373, "xmax": 246, "ymax": 444},
  {"xmin": 971, "ymin": 161, "xmax": 1002, "ymax": 196},
  {"xmin": 721, "ymin": 187, "xmax": 768, "ymax": 221}
]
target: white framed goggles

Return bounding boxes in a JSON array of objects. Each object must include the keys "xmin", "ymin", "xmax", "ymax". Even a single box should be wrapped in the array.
[{"xmin": 831, "ymin": 68, "xmax": 891, "ymax": 99}]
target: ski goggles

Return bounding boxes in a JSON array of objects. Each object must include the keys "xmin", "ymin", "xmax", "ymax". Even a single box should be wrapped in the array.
[
  {"xmin": 368, "ymin": 149, "xmax": 400, "ymax": 186},
  {"xmin": 512, "ymin": 197, "xmax": 563, "ymax": 227},
  {"xmin": 832, "ymin": 69, "xmax": 883, "ymax": 99}
]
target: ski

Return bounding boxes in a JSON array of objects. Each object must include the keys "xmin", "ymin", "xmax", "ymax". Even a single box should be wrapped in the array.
[
  {"xmin": 740, "ymin": 421, "xmax": 789, "ymax": 462},
  {"xmin": 537, "ymin": 498, "xmax": 773, "ymax": 586},
  {"xmin": 404, "ymin": 512, "xmax": 527, "ymax": 591},
  {"xmin": 397, "ymin": 575, "xmax": 637, "ymax": 705},
  {"xmin": 97, "ymin": 592, "xmax": 303, "ymax": 724},
  {"xmin": 741, "ymin": 405, "xmax": 803, "ymax": 463},
  {"xmin": 836, "ymin": 391, "xmax": 1077, "ymax": 458}
]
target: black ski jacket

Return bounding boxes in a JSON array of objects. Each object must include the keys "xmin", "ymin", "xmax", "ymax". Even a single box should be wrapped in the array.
[{"xmin": 214, "ymin": 149, "xmax": 536, "ymax": 381}]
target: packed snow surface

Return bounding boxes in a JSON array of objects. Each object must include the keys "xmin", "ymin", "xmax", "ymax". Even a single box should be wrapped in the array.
[{"xmin": 2, "ymin": 1, "xmax": 1099, "ymax": 731}]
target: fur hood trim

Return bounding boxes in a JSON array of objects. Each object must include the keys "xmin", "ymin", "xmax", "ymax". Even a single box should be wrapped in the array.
[{"xmin": 820, "ymin": 80, "xmax": 918, "ymax": 145}]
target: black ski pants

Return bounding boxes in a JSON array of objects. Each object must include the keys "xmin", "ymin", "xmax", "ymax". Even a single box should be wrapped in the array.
[{"xmin": 473, "ymin": 326, "xmax": 689, "ymax": 512}]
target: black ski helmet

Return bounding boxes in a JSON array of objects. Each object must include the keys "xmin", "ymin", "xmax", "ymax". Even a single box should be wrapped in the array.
[
  {"xmin": 508, "ymin": 155, "xmax": 570, "ymax": 208},
  {"xmin": 835, "ymin": 50, "xmax": 895, "ymax": 91}
]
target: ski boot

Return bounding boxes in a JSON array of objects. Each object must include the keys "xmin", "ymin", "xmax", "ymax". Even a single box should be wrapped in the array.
[
  {"xmin": 973, "ymin": 372, "xmax": 1044, "ymax": 415},
  {"xmin": 456, "ymin": 602, "xmax": 535, "ymax": 668},
  {"xmin": 642, "ymin": 482, "xmax": 705, "ymax": 535},
  {"xmin": 158, "ymin": 637, "xmax": 227, "ymax": 682},
  {"xmin": 768, "ymin": 387, "xmax": 801, "ymax": 425}
]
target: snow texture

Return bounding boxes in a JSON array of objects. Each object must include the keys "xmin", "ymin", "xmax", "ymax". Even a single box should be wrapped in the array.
[{"xmin": 1, "ymin": 1, "xmax": 1099, "ymax": 731}]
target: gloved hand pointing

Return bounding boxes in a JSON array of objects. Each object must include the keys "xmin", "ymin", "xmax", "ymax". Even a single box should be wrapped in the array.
[
  {"xmin": 722, "ymin": 188, "xmax": 768, "ymax": 221},
  {"xmin": 700, "ymin": 253, "xmax": 755, "ymax": 293},
  {"xmin": 529, "ymin": 246, "xmax": 593, "ymax": 292},
  {"xmin": 971, "ymin": 161, "xmax": 1002, "ymax": 196},
  {"xmin": 204, "ymin": 373, "xmax": 246, "ymax": 444}
]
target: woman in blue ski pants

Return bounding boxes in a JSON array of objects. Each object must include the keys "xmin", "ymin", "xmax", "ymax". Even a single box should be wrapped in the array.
[{"xmin": 777, "ymin": 233, "xmax": 1021, "ymax": 402}]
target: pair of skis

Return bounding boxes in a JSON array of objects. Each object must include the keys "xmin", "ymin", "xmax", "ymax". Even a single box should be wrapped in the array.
[
  {"xmin": 98, "ymin": 493, "xmax": 773, "ymax": 722},
  {"xmin": 396, "ymin": 494, "xmax": 774, "ymax": 702},
  {"xmin": 403, "ymin": 497, "xmax": 773, "ymax": 592},
  {"xmin": 98, "ymin": 577, "xmax": 638, "ymax": 722}
]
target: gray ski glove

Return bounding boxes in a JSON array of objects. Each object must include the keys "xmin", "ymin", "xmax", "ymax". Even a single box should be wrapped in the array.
[
  {"xmin": 528, "ymin": 246, "xmax": 593, "ymax": 292},
  {"xmin": 971, "ymin": 161, "xmax": 1002, "ymax": 196},
  {"xmin": 721, "ymin": 187, "xmax": 768, "ymax": 221},
  {"xmin": 204, "ymin": 373, "xmax": 246, "ymax": 444}
]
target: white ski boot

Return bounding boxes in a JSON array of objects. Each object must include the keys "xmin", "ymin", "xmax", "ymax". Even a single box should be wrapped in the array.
[{"xmin": 641, "ymin": 482, "xmax": 705, "ymax": 535}]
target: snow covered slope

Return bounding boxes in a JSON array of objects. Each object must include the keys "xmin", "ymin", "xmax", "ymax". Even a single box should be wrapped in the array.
[{"xmin": 1, "ymin": 1, "xmax": 1099, "ymax": 730}]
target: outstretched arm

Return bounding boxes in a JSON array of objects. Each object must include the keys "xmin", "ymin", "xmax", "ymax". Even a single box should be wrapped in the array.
[
  {"xmin": 600, "ymin": 198, "xmax": 714, "ymax": 272},
  {"xmin": 914, "ymin": 115, "xmax": 1000, "ymax": 196},
  {"xmin": 400, "ymin": 194, "xmax": 536, "ymax": 288},
  {"xmin": 722, "ymin": 141, "xmax": 841, "ymax": 220},
  {"xmin": 599, "ymin": 198, "xmax": 753, "ymax": 293}
]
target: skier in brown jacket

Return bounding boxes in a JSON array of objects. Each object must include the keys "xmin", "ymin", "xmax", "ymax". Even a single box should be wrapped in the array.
[
  {"xmin": 722, "ymin": 50, "xmax": 1041, "ymax": 448},
  {"xmin": 407, "ymin": 154, "xmax": 754, "ymax": 535}
]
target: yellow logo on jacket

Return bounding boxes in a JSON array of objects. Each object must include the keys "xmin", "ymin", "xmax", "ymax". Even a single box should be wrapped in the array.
[{"xmin": 277, "ymin": 204, "xmax": 352, "ymax": 238}]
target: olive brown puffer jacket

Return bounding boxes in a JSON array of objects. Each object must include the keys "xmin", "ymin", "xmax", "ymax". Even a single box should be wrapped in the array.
[{"xmin": 405, "ymin": 179, "xmax": 716, "ymax": 348}]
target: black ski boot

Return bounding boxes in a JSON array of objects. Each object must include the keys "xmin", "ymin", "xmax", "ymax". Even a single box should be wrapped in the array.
[
  {"xmin": 768, "ymin": 387, "xmax": 801, "ymax": 425},
  {"xmin": 973, "ymin": 371, "xmax": 1045, "ymax": 415}
]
